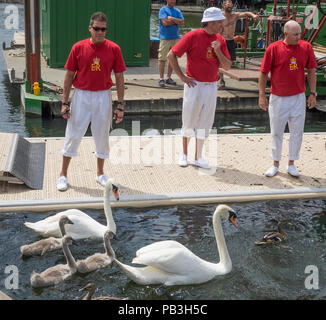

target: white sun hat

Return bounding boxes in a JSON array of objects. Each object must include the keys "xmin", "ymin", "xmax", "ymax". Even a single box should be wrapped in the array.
[{"xmin": 201, "ymin": 7, "xmax": 225, "ymax": 23}]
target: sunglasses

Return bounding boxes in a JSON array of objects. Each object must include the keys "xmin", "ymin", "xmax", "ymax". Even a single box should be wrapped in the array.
[{"xmin": 92, "ymin": 26, "xmax": 107, "ymax": 32}]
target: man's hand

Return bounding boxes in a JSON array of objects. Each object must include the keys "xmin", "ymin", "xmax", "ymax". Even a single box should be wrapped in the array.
[
  {"xmin": 307, "ymin": 95, "xmax": 316, "ymax": 109},
  {"xmin": 211, "ymin": 40, "xmax": 221, "ymax": 52},
  {"xmin": 113, "ymin": 104, "xmax": 125, "ymax": 124},
  {"xmin": 61, "ymin": 104, "xmax": 70, "ymax": 119},
  {"xmin": 259, "ymin": 94, "xmax": 268, "ymax": 111},
  {"xmin": 181, "ymin": 75, "xmax": 197, "ymax": 88}
]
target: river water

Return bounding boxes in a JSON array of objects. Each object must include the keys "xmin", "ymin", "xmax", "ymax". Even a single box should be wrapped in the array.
[
  {"xmin": 0, "ymin": 200, "xmax": 326, "ymax": 300},
  {"xmin": 0, "ymin": 3, "xmax": 325, "ymax": 301}
]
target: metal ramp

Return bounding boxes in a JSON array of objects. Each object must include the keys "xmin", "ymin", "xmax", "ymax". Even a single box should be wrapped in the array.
[{"xmin": 0, "ymin": 133, "xmax": 45, "ymax": 190}]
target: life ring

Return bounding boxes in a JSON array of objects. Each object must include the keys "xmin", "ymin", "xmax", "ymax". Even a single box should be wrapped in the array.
[{"xmin": 233, "ymin": 35, "xmax": 245, "ymax": 48}]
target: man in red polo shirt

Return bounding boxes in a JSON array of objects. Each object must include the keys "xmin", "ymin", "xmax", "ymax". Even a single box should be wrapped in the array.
[
  {"xmin": 167, "ymin": 7, "xmax": 231, "ymax": 169},
  {"xmin": 57, "ymin": 12, "xmax": 126, "ymax": 191},
  {"xmin": 259, "ymin": 20, "xmax": 317, "ymax": 178}
]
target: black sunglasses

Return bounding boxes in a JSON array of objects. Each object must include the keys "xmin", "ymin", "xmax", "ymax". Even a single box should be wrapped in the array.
[{"xmin": 92, "ymin": 26, "xmax": 107, "ymax": 32}]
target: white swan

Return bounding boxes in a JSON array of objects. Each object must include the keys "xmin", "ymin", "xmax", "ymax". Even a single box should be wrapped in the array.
[
  {"xmin": 20, "ymin": 216, "xmax": 73, "ymax": 256},
  {"xmin": 111, "ymin": 204, "xmax": 238, "ymax": 286},
  {"xmin": 24, "ymin": 181, "xmax": 117, "ymax": 240},
  {"xmin": 30, "ymin": 235, "xmax": 77, "ymax": 288}
]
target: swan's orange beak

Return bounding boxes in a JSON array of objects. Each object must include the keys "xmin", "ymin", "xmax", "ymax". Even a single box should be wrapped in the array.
[
  {"xmin": 112, "ymin": 184, "xmax": 120, "ymax": 201},
  {"xmin": 229, "ymin": 215, "xmax": 238, "ymax": 227}
]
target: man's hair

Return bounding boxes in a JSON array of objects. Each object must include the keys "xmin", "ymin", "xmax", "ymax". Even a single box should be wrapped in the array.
[
  {"xmin": 90, "ymin": 12, "xmax": 107, "ymax": 26},
  {"xmin": 223, "ymin": 0, "xmax": 233, "ymax": 5},
  {"xmin": 201, "ymin": 22, "xmax": 208, "ymax": 28}
]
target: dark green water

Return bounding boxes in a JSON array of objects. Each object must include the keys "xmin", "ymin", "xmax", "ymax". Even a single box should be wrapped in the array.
[{"xmin": 0, "ymin": 200, "xmax": 325, "ymax": 300}]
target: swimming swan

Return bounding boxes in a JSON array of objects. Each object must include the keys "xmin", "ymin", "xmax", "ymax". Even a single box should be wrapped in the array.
[
  {"xmin": 79, "ymin": 282, "xmax": 128, "ymax": 300},
  {"xmin": 75, "ymin": 230, "xmax": 114, "ymax": 273},
  {"xmin": 20, "ymin": 216, "xmax": 73, "ymax": 256},
  {"xmin": 111, "ymin": 205, "xmax": 238, "ymax": 286},
  {"xmin": 24, "ymin": 181, "xmax": 117, "ymax": 240},
  {"xmin": 30, "ymin": 235, "xmax": 77, "ymax": 288}
]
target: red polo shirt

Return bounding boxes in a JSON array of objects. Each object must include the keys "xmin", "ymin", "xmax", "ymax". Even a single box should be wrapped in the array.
[
  {"xmin": 65, "ymin": 39, "xmax": 126, "ymax": 91},
  {"xmin": 172, "ymin": 29, "xmax": 230, "ymax": 82},
  {"xmin": 260, "ymin": 40, "xmax": 317, "ymax": 96}
]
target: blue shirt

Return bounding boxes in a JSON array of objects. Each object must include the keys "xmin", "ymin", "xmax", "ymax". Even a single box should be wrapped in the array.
[{"xmin": 158, "ymin": 6, "xmax": 184, "ymax": 40}]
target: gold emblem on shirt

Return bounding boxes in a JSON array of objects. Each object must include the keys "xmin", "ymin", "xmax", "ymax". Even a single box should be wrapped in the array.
[
  {"xmin": 206, "ymin": 47, "xmax": 214, "ymax": 59},
  {"xmin": 289, "ymin": 57, "xmax": 298, "ymax": 71},
  {"xmin": 91, "ymin": 57, "xmax": 101, "ymax": 71}
]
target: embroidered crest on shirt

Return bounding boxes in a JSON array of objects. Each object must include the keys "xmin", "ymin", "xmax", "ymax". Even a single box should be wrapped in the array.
[
  {"xmin": 206, "ymin": 47, "xmax": 214, "ymax": 59},
  {"xmin": 91, "ymin": 57, "xmax": 101, "ymax": 71},
  {"xmin": 289, "ymin": 57, "xmax": 298, "ymax": 71}
]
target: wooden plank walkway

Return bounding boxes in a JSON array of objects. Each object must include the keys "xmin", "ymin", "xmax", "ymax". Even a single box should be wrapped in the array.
[{"xmin": 0, "ymin": 133, "xmax": 325, "ymax": 212}]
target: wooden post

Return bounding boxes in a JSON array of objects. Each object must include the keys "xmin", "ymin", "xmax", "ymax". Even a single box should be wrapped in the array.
[
  {"xmin": 243, "ymin": 18, "xmax": 248, "ymax": 69},
  {"xmin": 286, "ymin": 0, "xmax": 291, "ymax": 18},
  {"xmin": 24, "ymin": 0, "xmax": 41, "ymax": 93},
  {"xmin": 24, "ymin": 0, "xmax": 31, "ymax": 92},
  {"xmin": 266, "ymin": 19, "xmax": 271, "ymax": 48},
  {"xmin": 273, "ymin": 0, "xmax": 277, "ymax": 16}
]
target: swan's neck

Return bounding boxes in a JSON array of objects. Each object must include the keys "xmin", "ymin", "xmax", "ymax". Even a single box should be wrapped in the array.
[
  {"xmin": 104, "ymin": 187, "xmax": 116, "ymax": 233},
  {"xmin": 213, "ymin": 213, "xmax": 231, "ymax": 268},
  {"xmin": 62, "ymin": 240, "xmax": 77, "ymax": 271},
  {"xmin": 59, "ymin": 221, "xmax": 66, "ymax": 237},
  {"xmin": 104, "ymin": 235, "xmax": 116, "ymax": 258}
]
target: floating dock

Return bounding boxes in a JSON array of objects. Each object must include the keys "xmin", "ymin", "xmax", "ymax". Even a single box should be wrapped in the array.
[{"xmin": 0, "ymin": 132, "xmax": 325, "ymax": 212}]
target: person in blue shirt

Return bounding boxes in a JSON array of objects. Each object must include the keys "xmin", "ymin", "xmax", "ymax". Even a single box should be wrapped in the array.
[{"xmin": 158, "ymin": 0, "xmax": 184, "ymax": 87}]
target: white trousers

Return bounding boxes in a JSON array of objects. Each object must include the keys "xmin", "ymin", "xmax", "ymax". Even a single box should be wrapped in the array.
[
  {"xmin": 268, "ymin": 93, "xmax": 306, "ymax": 161},
  {"xmin": 62, "ymin": 89, "xmax": 112, "ymax": 159},
  {"xmin": 181, "ymin": 81, "xmax": 218, "ymax": 139}
]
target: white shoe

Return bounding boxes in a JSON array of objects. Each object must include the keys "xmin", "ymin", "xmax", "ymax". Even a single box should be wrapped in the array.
[
  {"xmin": 178, "ymin": 154, "xmax": 188, "ymax": 167},
  {"xmin": 96, "ymin": 174, "xmax": 108, "ymax": 187},
  {"xmin": 57, "ymin": 176, "xmax": 68, "ymax": 191},
  {"xmin": 193, "ymin": 158, "xmax": 211, "ymax": 169},
  {"xmin": 287, "ymin": 165, "xmax": 300, "ymax": 177},
  {"xmin": 265, "ymin": 166, "xmax": 279, "ymax": 177}
]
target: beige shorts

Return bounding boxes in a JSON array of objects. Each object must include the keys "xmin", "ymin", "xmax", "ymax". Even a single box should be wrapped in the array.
[{"xmin": 158, "ymin": 39, "xmax": 179, "ymax": 61}]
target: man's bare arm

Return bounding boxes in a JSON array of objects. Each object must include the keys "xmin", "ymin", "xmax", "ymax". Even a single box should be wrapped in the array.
[
  {"xmin": 307, "ymin": 68, "xmax": 317, "ymax": 109},
  {"xmin": 115, "ymin": 72, "xmax": 125, "ymax": 103},
  {"xmin": 167, "ymin": 50, "xmax": 196, "ymax": 87},
  {"xmin": 62, "ymin": 70, "xmax": 75, "ymax": 103},
  {"xmin": 167, "ymin": 16, "xmax": 184, "ymax": 25},
  {"xmin": 61, "ymin": 70, "xmax": 75, "ymax": 119},
  {"xmin": 161, "ymin": 17, "xmax": 184, "ymax": 26},
  {"xmin": 237, "ymin": 12, "xmax": 259, "ymax": 20},
  {"xmin": 258, "ymin": 71, "xmax": 268, "ymax": 111},
  {"xmin": 211, "ymin": 40, "xmax": 232, "ymax": 70},
  {"xmin": 113, "ymin": 72, "xmax": 125, "ymax": 124}
]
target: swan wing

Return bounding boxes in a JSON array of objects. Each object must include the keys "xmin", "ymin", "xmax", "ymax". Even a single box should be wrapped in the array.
[
  {"xmin": 133, "ymin": 246, "xmax": 203, "ymax": 275},
  {"xmin": 33, "ymin": 209, "xmax": 90, "ymax": 224},
  {"xmin": 136, "ymin": 240, "xmax": 184, "ymax": 256},
  {"xmin": 25, "ymin": 212, "xmax": 106, "ymax": 240},
  {"xmin": 24, "ymin": 209, "xmax": 95, "ymax": 236},
  {"xmin": 64, "ymin": 215, "xmax": 106, "ymax": 240}
]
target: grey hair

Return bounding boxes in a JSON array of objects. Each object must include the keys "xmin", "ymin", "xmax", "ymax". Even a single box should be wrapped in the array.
[{"xmin": 90, "ymin": 12, "xmax": 107, "ymax": 26}]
